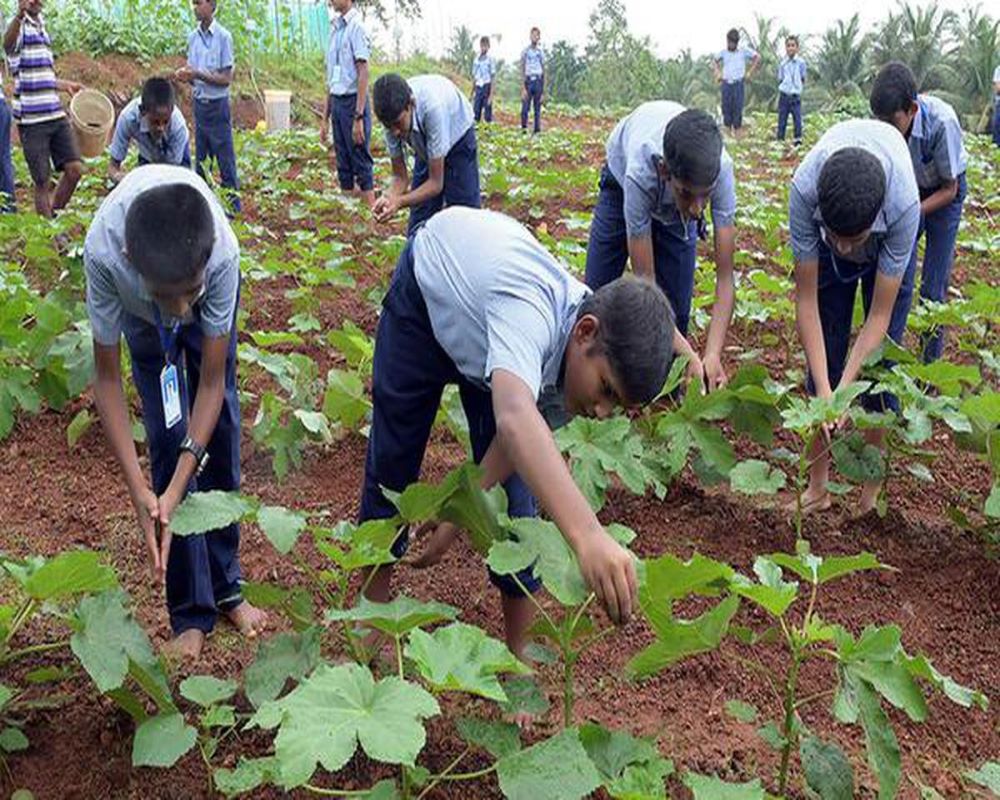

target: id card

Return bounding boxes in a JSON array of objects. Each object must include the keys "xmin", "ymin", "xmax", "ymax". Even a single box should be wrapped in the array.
[
  {"xmin": 160, "ymin": 364, "xmax": 182, "ymax": 429},
  {"xmin": 331, "ymin": 64, "xmax": 343, "ymax": 84}
]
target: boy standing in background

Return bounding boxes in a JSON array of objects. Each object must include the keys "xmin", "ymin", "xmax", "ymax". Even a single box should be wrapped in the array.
[
  {"xmin": 520, "ymin": 27, "xmax": 545, "ymax": 134},
  {"xmin": 0, "ymin": 9, "xmax": 14, "ymax": 213},
  {"xmin": 713, "ymin": 28, "xmax": 758, "ymax": 137},
  {"xmin": 776, "ymin": 35, "xmax": 806, "ymax": 146},
  {"xmin": 472, "ymin": 35, "xmax": 496, "ymax": 124}
]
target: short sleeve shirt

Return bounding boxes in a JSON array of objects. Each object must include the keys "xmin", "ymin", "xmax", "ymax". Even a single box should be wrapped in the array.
[
  {"xmin": 522, "ymin": 45, "xmax": 546, "ymax": 78},
  {"xmin": 993, "ymin": 65, "xmax": 1000, "ymax": 87},
  {"xmin": 187, "ymin": 21, "xmax": 235, "ymax": 101},
  {"xmin": 108, "ymin": 98, "xmax": 190, "ymax": 166},
  {"xmin": 777, "ymin": 56, "xmax": 807, "ymax": 95},
  {"xmin": 472, "ymin": 54, "xmax": 496, "ymax": 87},
  {"xmin": 383, "ymin": 75, "xmax": 474, "ymax": 163},
  {"xmin": 7, "ymin": 13, "xmax": 64, "ymax": 124},
  {"xmin": 83, "ymin": 165, "xmax": 240, "ymax": 346},
  {"xmin": 325, "ymin": 6, "xmax": 370, "ymax": 96},
  {"xmin": 908, "ymin": 94, "xmax": 967, "ymax": 190},
  {"xmin": 412, "ymin": 206, "xmax": 589, "ymax": 407},
  {"xmin": 789, "ymin": 119, "xmax": 920, "ymax": 278},
  {"xmin": 716, "ymin": 47, "xmax": 756, "ymax": 81},
  {"xmin": 606, "ymin": 101, "xmax": 737, "ymax": 240}
]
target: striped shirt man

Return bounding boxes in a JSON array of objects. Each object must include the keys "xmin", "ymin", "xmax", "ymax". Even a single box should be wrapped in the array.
[{"xmin": 7, "ymin": 12, "xmax": 64, "ymax": 125}]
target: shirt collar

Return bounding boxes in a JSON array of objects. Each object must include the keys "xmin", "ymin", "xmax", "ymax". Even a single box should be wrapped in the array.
[
  {"xmin": 910, "ymin": 99, "xmax": 927, "ymax": 141},
  {"xmin": 199, "ymin": 20, "xmax": 217, "ymax": 39},
  {"xmin": 813, "ymin": 206, "xmax": 887, "ymax": 235}
]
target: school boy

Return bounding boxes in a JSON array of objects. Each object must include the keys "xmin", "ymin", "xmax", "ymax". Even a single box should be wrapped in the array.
[
  {"xmin": 0, "ymin": 10, "xmax": 14, "ymax": 213},
  {"xmin": 585, "ymin": 102, "xmax": 737, "ymax": 391},
  {"xmin": 520, "ymin": 27, "xmax": 545, "ymax": 134},
  {"xmin": 993, "ymin": 64, "xmax": 1000, "ymax": 147},
  {"xmin": 175, "ymin": 0, "xmax": 240, "ymax": 215},
  {"xmin": 371, "ymin": 73, "xmax": 479, "ymax": 233},
  {"xmin": 3, "ymin": 0, "xmax": 83, "ymax": 218},
  {"xmin": 472, "ymin": 36, "xmax": 496, "ymax": 124},
  {"xmin": 320, "ymin": 0, "xmax": 374, "ymax": 206},
  {"xmin": 713, "ymin": 28, "xmax": 759, "ymax": 136},
  {"xmin": 790, "ymin": 120, "xmax": 919, "ymax": 515},
  {"xmin": 870, "ymin": 62, "xmax": 967, "ymax": 364},
  {"xmin": 108, "ymin": 77, "xmax": 191, "ymax": 185},
  {"xmin": 776, "ymin": 35, "xmax": 806, "ymax": 145},
  {"xmin": 84, "ymin": 165, "xmax": 265, "ymax": 659},
  {"xmin": 359, "ymin": 206, "xmax": 675, "ymax": 655}
]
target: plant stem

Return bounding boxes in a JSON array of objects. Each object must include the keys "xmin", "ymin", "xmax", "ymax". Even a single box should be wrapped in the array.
[
  {"xmin": 416, "ymin": 747, "xmax": 471, "ymax": 800},
  {"xmin": 435, "ymin": 764, "xmax": 498, "ymax": 782},
  {"xmin": 794, "ymin": 688, "xmax": 836, "ymax": 710},
  {"xmin": 2, "ymin": 638, "xmax": 69, "ymax": 664},
  {"xmin": 777, "ymin": 652, "xmax": 802, "ymax": 795},
  {"xmin": 394, "ymin": 634, "xmax": 404, "ymax": 680},
  {"xmin": 6, "ymin": 598, "xmax": 36, "ymax": 645},
  {"xmin": 303, "ymin": 783, "xmax": 373, "ymax": 796},
  {"xmin": 562, "ymin": 654, "xmax": 575, "ymax": 729}
]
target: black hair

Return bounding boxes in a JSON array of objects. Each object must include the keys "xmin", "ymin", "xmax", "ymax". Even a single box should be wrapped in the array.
[
  {"xmin": 125, "ymin": 184, "xmax": 215, "ymax": 284},
  {"xmin": 727, "ymin": 28, "xmax": 739, "ymax": 43},
  {"xmin": 140, "ymin": 77, "xmax": 175, "ymax": 114},
  {"xmin": 480, "ymin": 35, "xmax": 490, "ymax": 46},
  {"xmin": 870, "ymin": 61, "xmax": 918, "ymax": 119},
  {"xmin": 578, "ymin": 277, "xmax": 675, "ymax": 406},
  {"xmin": 817, "ymin": 148, "xmax": 886, "ymax": 237},
  {"xmin": 785, "ymin": 34, "xmax": 799, "ymax": 45},
  {"xmin": 662, "ymin": 109, "xmax": 723, "ymax": 188},
  {"xmin": 373, "ymin": 73, "xmax": 413, "ymax": 127},
  {"xmin": 530, "ymin": 26, "xmax": 540, "ymax": 34}
]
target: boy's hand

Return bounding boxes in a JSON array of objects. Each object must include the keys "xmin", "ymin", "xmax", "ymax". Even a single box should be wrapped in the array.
[
  {"xmin": 702, "ymin": 352, "xmax": 728, "ymax": 391},
  {"xmin": 131, "ymin": 486, "xmax": 163, "ymax": 583},
  {"xmin": 372, "ymin": 194, "xmax": 400, "ymax": 223},
  {"xmin": 576, "ymin": 529, "xmax": 636, "ymax": 625},
  {"xmin": 319, "ymin": 118, "xmax": 329, "ymax": 145},
  {"xmin": 152, "ymin": 487, "xmax": 184, "ymax": 584},
  {"xmin": 174, "ymin": 66, "xmax": 195, "ymax": 83},
  {"xmin": 402, "ymin": 521, "xmax": 460, "ymax": 569},
  {"xmin": 352, "ymin": 117, "xmax": 365, "ymax": 146},
  {"xmin": 685, "ymin": 352, "xmax": 706, "ymax": 392}
]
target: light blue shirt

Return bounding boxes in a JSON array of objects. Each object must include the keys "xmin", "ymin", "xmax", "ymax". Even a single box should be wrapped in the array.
[
  {"xmin": 789, "ymin": 120, "xmax": 919, "ymax": 278},
  {"xmin": 472, "ymin": 54, "xmax": 496, "ymax": 87},
  {"xmin": 325, "ymin": 6, "xmax": 370, "ymax": 96},
  {"xmin": 108, "ymin": 98, "xmax": 190, "ymax": 166},
  {"xmin": 716, "ymin": 47, "xmax": 757, "ymax": 82},
  {"xmin": 187, "ymin": 21, "xmax": 235, "ymax": 101},
  {"xmin": 413, "ymin": 207, "xmax": 588, "ymax": 403},
  {"xmin": 384, "ymin": 75, "xmax": 473, "ymax": 163},
  {"xmin": 777, "ymin": 56, "xmax": 807, "ymax": 95},
  {"xmin": 606, "ymin": 101, "xmax": 737, "ymax": 240},
  {"xmin": 521, "ymin": 45, "xmax": 545, "ymax": 78},
  {"xmin": 908, "ymin": 94, "xmax": 967, "ymax": 190},
  {"xmin": 84, "ymin": 165, "xmax": 240, "ymax": 346}
]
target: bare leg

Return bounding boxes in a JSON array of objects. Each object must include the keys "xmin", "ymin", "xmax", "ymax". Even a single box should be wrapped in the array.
[
  {"xmin": 857, "ymin": 428, "xmax": 886, "ymax": 515},
  {"xmin": 358, "ymin": 188, "xmax": 376, "ymax": 209},
  {"xmin": 502, "ymin": 593, "xmax": 537, "ymax": 729},
  {"xmin": 52, "ymin": 161, "xmax": 82, "ymax": 211},
  {"xmin": 798, "ymin": 433, "xmax": 832, "ymax": 513},
  {"xmin": 33, "ymin": 182, "xmax": 53, "ymax": 217}
]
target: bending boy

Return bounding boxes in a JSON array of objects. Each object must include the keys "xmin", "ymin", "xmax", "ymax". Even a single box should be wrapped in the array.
[
  {"xmin": 359, "ymin": 207, "xmax": 675, "ymax": 656},
  {"xmin": 108, "ymin": 77, "xmax": 191, "ymax": 185},
  {"xmin": 84, "ymin": 166, "xmax": 265, "ymax": 659}
]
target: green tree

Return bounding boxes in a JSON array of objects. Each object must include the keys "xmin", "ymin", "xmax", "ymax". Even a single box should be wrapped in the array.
[
  {"xmin": 545, "ymin": 40, "xmax": 586, "ymax": 105},
  {"xmin": 742, "ymin": 14, "xmax": 791, "ymax": 112},
  {"xmin": 661, "ymin": 50, "xmax": 716, "ymax": 112},
  {"xmin": 870, "ymin": 2, "xmax": 957, "ymax": 91},
  {"xmin": 444, "ymin": 24, "xmax": 476, "ymax": 79},
  {"xmin": 950, "ymin": 6, "xmax": 1000, "ymax": 131},
  {"xmin": 814, "ymin": 14, "xmax": 871, "ymax": 107}
]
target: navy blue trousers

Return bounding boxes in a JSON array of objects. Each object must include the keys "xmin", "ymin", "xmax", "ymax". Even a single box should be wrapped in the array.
[
  {"xmin": 805, "ymin": 241, "xmax": 916, "ymax": 414},
  {"xmin": 776, "ymin": 92, "xmax": 802, "ymax": 143},
  {"xmin": 584, "ymin": 166, "xmax": 698, "ymax": 336},
  {"xmin": 473, "ymin": 84, "xmax": 493, "ymax": 123},
  {"xmin": 993, "ymin": 98, "xmax": 1000, "ymax": 147},
  {"xmin": 123, "ymin": 299, "xmax": 242, "ymax": 634},
  {"xmin": 329, "ymin": 93, "xmax": 374, "ymax": 191},
  {"xmin": 194, "ymin": 97, "xmax": 241, "ymax": 214},
  {"xmin": 721, "ymin": 80, "xmax": 745, "ymax": 129},
  {"xmin": 907, "ymin": 173, "xmax": 966, "ymax": 362},
  {"xmin": 521, "ymin": 76, "xmax": 543, "ymax": 132},
  {"xmin": 359, "ymin": 240, "xmax": 541, "ymax": 597},
  {"xmin": 407, "ymin": 125, "xmax": 481, "ymax": 235},
  {"xmin": 0, "ymin": 99, "xmax": 14, "ymax": 213}
]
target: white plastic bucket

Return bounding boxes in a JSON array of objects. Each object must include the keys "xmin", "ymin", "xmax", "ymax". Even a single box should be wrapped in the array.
[
  {"xmin": 69, "ymin": 89, "xmax": 114, "ymax": 158},
  {"xmin": 263, "ymin": 90, "xmax": 292, "ymax": 132}
]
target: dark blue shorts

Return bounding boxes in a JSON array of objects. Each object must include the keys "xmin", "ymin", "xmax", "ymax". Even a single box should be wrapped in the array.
[
  {"xmin": 408, "ymin": 125, "xmax": 481, "ymax": 235},
  {"xmin": 359, "ymin": 240, "xmax": 541, "ymax": 597}
]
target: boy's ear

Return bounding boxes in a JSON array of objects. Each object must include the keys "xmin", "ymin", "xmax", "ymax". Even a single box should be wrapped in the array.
[{"xmin": 573, "ymin": 313, "xmax": 600, "ymax": 344}]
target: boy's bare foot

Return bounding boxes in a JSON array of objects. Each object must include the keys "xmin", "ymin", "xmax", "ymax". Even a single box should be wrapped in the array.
[
  {"xmin": 855, "ymin": 483, "xmax": 881, "ymax": 517},
  {"xmin": 785, "ymin": 489, "xmax": 831, "ymax": 515},
  {"xmin": 224, "ymin": 602, "xmax": 268, "ymax": 639},
  {"xmin": 403, "ymin": 522, "xmax": 460, "ymax": 569},
  {"xmin": 163, "ymin": 628, "xmax": 205, "ymax": 661}
]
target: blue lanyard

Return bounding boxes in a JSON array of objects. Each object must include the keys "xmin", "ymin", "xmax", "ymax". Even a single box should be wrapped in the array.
[{"xmin": 153, "ymin": 306, "xmax": 181, "ymax": 365}]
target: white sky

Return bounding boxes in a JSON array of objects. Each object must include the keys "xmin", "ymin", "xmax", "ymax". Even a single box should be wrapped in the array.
[{"xmin": 365, "ymin": 0, "xmax": 976, "ymax": 63}]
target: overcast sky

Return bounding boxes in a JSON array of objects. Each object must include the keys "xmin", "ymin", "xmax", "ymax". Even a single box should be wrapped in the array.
[{"xmin": 363, "ymin": 0, "xmax": 974, "ymax": 63}]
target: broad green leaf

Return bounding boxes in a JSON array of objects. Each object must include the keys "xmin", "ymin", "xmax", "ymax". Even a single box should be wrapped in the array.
[
  {"xmin": 132, "ymin": 713, "xmax": 197, "ymax": 767},
  {"xmin": 213, "ymin": 757, "xmax": 278, "ymax": 797},
  {"xmin": 608, "ymin": 758, "xmax": 674, "ymax": 799},
  {"xmin": 0, "ymin": 726, "xmax": 28, "ymax": 752},
  {"xmin": 405, "ymin": 622, "xmax": 531, "ymax": 701},
  {"xmin": 326, "ymin": 595, "xmax": 457, "ymax": 637},
  {"xmin": 627, "ymin": 595, "xmax": 740, "ymax": 678},
  {"xmin": 683, "ymin": 773, "xmax": 766, "ymax": 799},
  {"xmin": 906, "ymin": 361, "xmax": 981, "ymax": 396},
  {"xmin": 250, "ymin": 663, "xmax": 439, "ymax": 788},
  {"xmin": 201, "ymin": 704, "xmax": 236, "ymax": 728},
  {"xmin": 730, "ymin": 558, "xmax": 798, "ymax": 617},
  {"xmin": 455, "ymin": 716, "xmax": 522, "ymax": 759},
  {"xmin": 0, "ymin": 685, "xmax": 13, "ymax": 711},
  {"xmin": 578, "ymin": 722, "xmax": 661, "ymax": 781},
  {"xmin": 362, "ymin": 780, "xmax": 401, "ymax": 800},
  {"xmin": 638, "ymin": 553, "xmax": 733, "ymax": 638},
  {"xmin": 170, "ymin": 492, "xmax": 254, "ymax": 537},
  {"xmin": 256, "ymin": 506, "xmax": 307, "ymax": 555},
  {"xmin": 66, "ymin": 408, "xmax": 93, "ymax": 447},
  {"xmin": 293, "ymin": 409, "xmax": 332, "ymax": 439},
  {"xmin": 959, "ymin": 392, "xmax": 1000, "ymax": 426},
  {"xmin": 849, "ymin": 660, "xmax": 928, "ymax": 722},
  {"xmin": 757, "ymin": 721, "xmax": 786, "ymax": 750},
  {"xmin": 832, "ymin": 434, "xmax": 885, "ymax": 484},
  {"xmin": 724, "ymin": 699, "xmax": 758, "ymax": 723},
  {"xmin": 180, "ymin": 675, "xmax": 239, "ymax": 707},
  {"xmin": 323, "ymin": 369, "xmax": 370, "ymax": 430},
  {"xmin": 23, "ymin": 550, "xmax": 116, "ymax": 600},
  {"xmin": 729, "ymin": 460, "xmax": 786, "ymax": 495},
  {"xmin": 70, "ymin": 591, "xmax": 168, "ymax": 698},
  {"xmin": 315, "ymin": 518, "xmax": 400, "ymax": 572},
  {"xmin": 856, "ymin": 678, "xmax": 901, "ymax": 799},
  {"xmin": 497, "ymin": 728, "xmax": 602, "ymax": 800},
  {"xmin": 965, "ymin": 761, "xmax": 1000, "ymax": 794},
  {"xmin": 985, "ymin": 484, "xmax": 1000, "ymax": 518},
  {"xmin": 902, "ymin": 654, "xmax": 989, "ymax": 710},
  {"xmin": 836, "ymin": 625, "xmax": 902, "ymax": 663},
  {"xmin": 244, "ymin": 627, "xmax": 322, "ymax": 708},
  {"xmin": 769, "ymin": 552, "xmax": 884, "ymax": 585},
  {"xmin": 497, "ymin": 676, "xmax": 550, "ymax": 717},
  {"xmin": 800, "ymin": 734, "xmax": 854, "ymax": 800}
]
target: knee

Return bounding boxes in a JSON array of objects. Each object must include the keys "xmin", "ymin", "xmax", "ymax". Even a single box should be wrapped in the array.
[{"xmin": 63, "ymin": 162, "xmax": 83, "ymax": 184}]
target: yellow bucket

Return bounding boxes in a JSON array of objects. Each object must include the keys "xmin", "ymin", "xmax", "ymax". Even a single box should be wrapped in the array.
[{"xmin": 69, "ymin": 89, "xmax": 114, "ymax": 158}]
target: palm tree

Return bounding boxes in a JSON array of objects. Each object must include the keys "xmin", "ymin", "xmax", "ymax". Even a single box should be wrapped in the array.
[
  {"xmin": 813, "ymin": 14, "xmax": 871, "ymax": 108},
  {"xmin": 950, "ymin": 6, "xmax": 1000, "ymax": 131},
  {"xmin": 661, "ymin": 49, "xmax": 717, "ymax": 112},
  {"xmin": 870, "ymin": 1, "xmax": 957, "ymax": 91},
  {"xmin": 742, "ymin": 14, "xmax": 790, "ymax": 112}
]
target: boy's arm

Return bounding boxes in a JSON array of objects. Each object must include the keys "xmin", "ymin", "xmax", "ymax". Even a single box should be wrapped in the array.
[
  {"xmin": 396, "ymin": 157, "xmax": 444, "ymax": 207},
  {"xmin": 920, "ymin": 178, "xmax": 957, "ymax": 217},
  {"xmin": 3, "ymin": 5, "xmax": 23, "ymax": 55},
  {"xmin": 703, "ymin": 224, "xmax": 736, "ymax": 390},
  {"xmin": 353, "ymin": 60, "xmax": 370, "ymax": 145},
  {"xmin": 491, "ymin": 368, "xmax": 637, "ymax": 624},
  {"xmin": 836, "ymin": 271, "xmax": 900, "ymax": 390},
  {"xmin": 107, "ymin": 115, "xmax": 130, "ymax": 181}
]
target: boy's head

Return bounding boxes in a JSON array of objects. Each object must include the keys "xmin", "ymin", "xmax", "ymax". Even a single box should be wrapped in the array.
[
  {"xmin": 480, "ymin": 35, "xmax": 490, "ymax": 55},
  {"xmin": 563, "ymin": 278, "xmax": 675, "ymax": 420},
  {"xmin": 373, "ymin": 73, "xmax": 415, "ymax": 139},
  {"xmin": 726, "ymin": 28, "xmax": 739, "ymax": 50},
  {"xmin": 785, "ymin": 35, "xmax": 799, "ymax": 57},
  {"xmin": 659, "ymin": 109, "xmax": 723, "ymax": 220},
  {"xmin": 22, "ymin": 0, "xmax": 43, "ymax": 16},
  {"xmin": 125, "ymin": 184, "xmax": 215, "ymax": 319},
  {"xmin": 328, "ymin": 0, "xmax": 352, "ymax": 15},
  {"xmin": 870, "ymin": 61, "xmax": 919, "ymax": 138},
  {"xmin": 139, "ymin": 77, "xmax": 175, "ymax": 142},
  {"xmin": 192, "ymin": 0, "xmax": 216, "ymax": 23},
  {"xmin": 817, "ymin": 147, "xmax": 886, "ymax": 256},
  {"xmin": 530, "ymin": 27, "xmax": 541, "ymax": 45}
]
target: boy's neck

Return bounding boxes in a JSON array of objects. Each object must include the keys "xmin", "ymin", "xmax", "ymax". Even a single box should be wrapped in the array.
[{"xmin": 200, "ymin": 16, "xmax": 214, "ymax": 31}]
